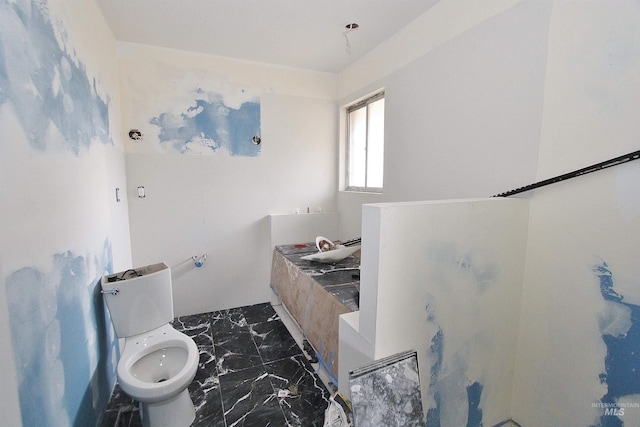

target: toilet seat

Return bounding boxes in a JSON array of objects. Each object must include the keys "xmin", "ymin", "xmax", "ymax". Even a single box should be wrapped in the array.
[
  {"xmin": 102, "ymin": 264, "xmax": 199, "ymax": 427},
  {"xmin": 117, "ymin": 324, "xmax": 199, "ymax": 404}
]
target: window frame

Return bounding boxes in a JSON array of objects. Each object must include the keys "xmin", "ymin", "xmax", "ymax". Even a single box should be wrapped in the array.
[{"xmin": 345, "ymin": 90, "xmax": 385, "ymax": 193}]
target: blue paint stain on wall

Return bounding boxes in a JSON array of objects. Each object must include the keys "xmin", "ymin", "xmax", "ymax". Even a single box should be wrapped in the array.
[
  {"xmin": 593, "ymin": 262, "xmax": 640, "ymax": 427},
  {"xmin": 466, "ymin": 381, "xmax": 483, "ymax": 427},
  {"xmin": 424, "ymin": 303, "xmax": 485, "ymax": 427},
  {"xmin": 5, "ymin": 241, "xmax": 118, "ymax": 426},
  {"xmin": 425, "ymin": 327, "xmax": 444, "ymax": 427},
  {"xmin": 0, "ymin": 0, "xmax": 111, "ymax": 154},
  {"xmin": 150, "ymin": 92, "xmax": 261, "ymax": 156},
  {"xmin": 2, "ymin": 1, "xmax": 119, "ymax": 425}
]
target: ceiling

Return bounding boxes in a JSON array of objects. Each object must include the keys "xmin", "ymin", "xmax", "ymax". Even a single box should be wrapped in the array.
[{"xmin": 96, "ymin": 0, "xmax": 441, "ymax": 73}]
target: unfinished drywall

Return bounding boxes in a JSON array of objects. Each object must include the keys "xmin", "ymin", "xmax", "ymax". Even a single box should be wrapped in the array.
[
  {"xmin": 511, "ymin": 1, "xmax": 640, "ymax": 425},
  {"xmin": 340, "ymin": 198, "xmax": 529, "ymax": 426},
  {"xmin": 119, "ymin": 44, "xmax": 339, "ymax": 315},
  {"xmin": 0, "ymin": 0, "xmax": 132, "ymax": 425},
  {"xmin": 337, "ymin": 2, "xmax": 640, "ymax": 422}
]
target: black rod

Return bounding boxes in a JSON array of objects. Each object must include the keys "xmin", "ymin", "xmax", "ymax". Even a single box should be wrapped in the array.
[{"xmin": 493, "ymin": 149, "xmax": 640, "ymax": 198}]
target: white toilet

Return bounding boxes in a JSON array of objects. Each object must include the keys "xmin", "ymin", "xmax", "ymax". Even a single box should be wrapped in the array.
[{"xmin": 101, "ymin": 262, "xmax": 199, "ymax": 427}]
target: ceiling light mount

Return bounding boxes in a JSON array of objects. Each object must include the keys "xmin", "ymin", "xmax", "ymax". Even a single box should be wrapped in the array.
[{"xmin": 343, "ymin": 22, "xmax": 359, "ymax": 55}]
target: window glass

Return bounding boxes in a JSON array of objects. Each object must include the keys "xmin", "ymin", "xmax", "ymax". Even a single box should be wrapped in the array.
[
  {"xmin": 348, "ymin": 107, "xmax": 367, "ymax": 188},
  {"xmin": 366, "ymin": 98, "xmax": 385, "ymax": 188},
  {"xmin": 346, "ymin": 91, "xmax": 385, "ymax": 192}
]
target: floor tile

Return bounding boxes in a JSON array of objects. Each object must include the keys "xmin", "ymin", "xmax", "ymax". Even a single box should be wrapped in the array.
[
  {"xmin": 250, "ymin": 317, "xmax": 303, "ymax": 363},
  {"xmin": 241, "ymin": 302, "xmax": 279, "ymax": 324},
  {"xmin": 265, "ymin": 355, "xmax": 331, "ymax": 427},
  {"xmin": 213, "ymin": 328, "xmax": 263, "ymax": 375},
  {"xmin": 101, "ymin": 302, "xmax": 330, "ymax": 427},
  {"xmin": 218, "ymin": 364, "xmax": 287, "ymax": 426},
  {"xmin": 211, "ymin": 307, "xmax": 246, "ymax": 329},
  {"xmin": 190, "ymin": 347, "xmax": 223, "ymax": 426},
  {"xmin": 173, "ymin": 313, "xmax": 214, "ymax": 348}
]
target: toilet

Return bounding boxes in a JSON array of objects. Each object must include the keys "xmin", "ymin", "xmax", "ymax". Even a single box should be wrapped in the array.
[{"xmin": 101, "ymin": 262, "xmax": 199, "ymax": 427}]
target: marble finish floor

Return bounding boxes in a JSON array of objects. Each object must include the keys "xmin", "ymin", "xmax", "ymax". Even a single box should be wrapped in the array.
[{"xmin": 101, "ymin": 302, "xmax": 331, "ymax": 426}]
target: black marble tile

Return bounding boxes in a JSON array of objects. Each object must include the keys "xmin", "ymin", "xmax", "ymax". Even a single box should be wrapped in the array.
[
  {"xmin": 103, "ymin": 303, "xmax": 330, "ymax": 427},
  {"xmin": 108, "ymin": 383, "xmax": 136, "ymax": 407},
  {"xmin": 313, "ymin": 268, "xmax": 360, "ymax": 287},
  {"xmin": 211, "ymin": 307, "xmax": 246, "ymax": 330},
  {"xmin": 265, "ymin": 355, "xmax": 330, "ymax": 427},
  {"xmin": 190, "ymin": 347, "xmax": 224, "ymax": 426},
  {"xmin": 101, "ymin": 406, "xmax": 143, "ymax": 427},
  {"xmin": 101, "ymin": 383, "xmax": 141, "ymax": 427},
  {"xmin": 324, "ymin": 282, "xmax": 360, "ymax": 311},
  {"xmin": 101, "ymin": 410, "xmax": 119, "ymax": 427},
  {"xmin": 100, "ymin": 407, "xmax": 135, "ymax": 427},
  {"xmin": 218, "ymin": 364, "xmax": 287, "ymax": 426},
  {"xmin": 275, "ymin": 243, "xmax": 359, "ymax": 271},
  {"xmin": 250, "ymin": 318, "xmax": 303, "ymax": 363},
  {"xmin": 211, "ymin": 310, "xmax": 262, "ymax": 375},
  {"xmin": 241, "ymin": 302, "xmax": 279, "ymax": 325},
  {"xmin": 274, "ymin": 243, "xmax": 360, "ymax": 311},
  {"xmin": 173, "ymin": 313, "xmax": 214, "ymax": 348}
]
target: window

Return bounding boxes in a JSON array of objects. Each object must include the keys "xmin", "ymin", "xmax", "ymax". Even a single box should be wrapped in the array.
[{"xmin": 346, "ymin": 91, "xmax": 385, "ymax": 192}]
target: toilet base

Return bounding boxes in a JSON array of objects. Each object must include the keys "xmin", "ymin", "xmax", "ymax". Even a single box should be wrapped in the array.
[{"xmin": 139, "ymin": 388, "xmax": 195, "ymax": 427}]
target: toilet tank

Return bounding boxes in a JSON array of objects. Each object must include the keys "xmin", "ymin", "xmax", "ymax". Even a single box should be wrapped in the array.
[{"xmin": 101, "ymin": 262, "xmax": 174, "ymax": 338}]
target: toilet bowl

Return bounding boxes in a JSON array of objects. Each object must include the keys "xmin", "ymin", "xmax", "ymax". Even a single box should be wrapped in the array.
[
  {"xmin": 101, "ymin": 262, "xmax": 199, "ymax": 427},
  {"xmin": 117, "ymin": 324, "xmax": 199, "ymax": 426}
]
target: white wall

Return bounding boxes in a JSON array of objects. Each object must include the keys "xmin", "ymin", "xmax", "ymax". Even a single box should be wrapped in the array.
[
  {"xmin": 269, "ymin": 212, "xmax": 339, "ymax": 248},
  {"xmin": 119, "ymin": 44, "xmax": 339, "ymax": 315},
  {"xmin": 511, "ymin": 1, "xmax": 640, "ymax": 425},
  {"xmin": 336, "ymin": 0, "xmax": 549, "ymax": 238},
  {"xmin": 340, "ymin": 198, "xmax": 529, "ymax": 425},
  {"xmin": 0, "ymin": 0, "xmax": 131, "ymax": 425},
  {"xmin": 337, "ymin": 0, "xmax": 640, "ymax": 425}
]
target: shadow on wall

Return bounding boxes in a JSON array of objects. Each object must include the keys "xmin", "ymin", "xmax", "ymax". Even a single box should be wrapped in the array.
[
  {"xmin": 5, "ymin": 241, "xmax": 119, "ymax": 426},
  {"xmin": 72, "ymin": 279, "xmax": 121, "ymax": 427}
]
